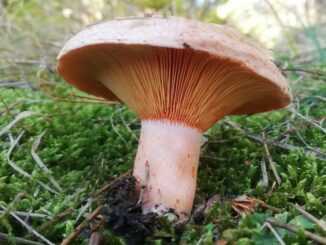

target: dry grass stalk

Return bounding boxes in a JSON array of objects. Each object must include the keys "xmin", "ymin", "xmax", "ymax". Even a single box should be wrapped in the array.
[
  {"xmin": 267, "ymin": 218, "xmax": 326, "ymax": 244},
  {"xmin": 292, "ymin": 204, "xmax": 326, "ymax": 232},
  {"xmin": 31, "ymin": 130, "xmax": 62, "ymax": 192},
  {"xmin": 0, "ymin": 232, "xmax": 43, "ymax": 245},
  {"xmin": 0, "ymin": 205, "xmax": 55, "ymax": 245},
  {"xmin": 261, "ymin": 221, "xmax": 286, "ymax": 245},
  {"xmin": 262, "ymin": 132, "xmax": 282, "ymax": 185}
]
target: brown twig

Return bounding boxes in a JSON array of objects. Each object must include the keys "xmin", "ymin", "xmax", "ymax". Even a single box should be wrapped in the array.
[
  {"xmin": 93, "ymin": 169, "xmax": 132, "ymax": 197},
  {"xmin": 61, "ymin": 205, "xmax": 104, "ymax": 245},
  {"xmin": 89, "ymin": 216, "xmax": 105, "ymax": 234},
  {"xmin": 88, "ymin": 216, "xmax": 105, "ymax": 245},
  {"xmin": 88, "ymin": 232, "xmax": 103, "ymax": 245},
  {"xmin": 189, "ymin": 195, "xmax": 221, "ymax": 226},
  {"xmin": 259, "ymin": 202, "xmax": 282, "ymax": 213},
  {"xmin": 267, "ymin": 218, "xmax": 326, "ymax": 244}
]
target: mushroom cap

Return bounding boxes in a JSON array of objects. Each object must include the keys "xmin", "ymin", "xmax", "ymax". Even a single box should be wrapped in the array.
[{"xmin": 57, "ymin": 16, "xmax": 291, "ymax": 131}]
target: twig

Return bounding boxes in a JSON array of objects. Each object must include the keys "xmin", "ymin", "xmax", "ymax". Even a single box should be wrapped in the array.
[
  {"xmin": 316, "ymin": 96, "xmax": 326, "ymax": 102},
  {"xmin": 69, "ymin": 94, "xmax": 109, "ymax": 101},
  {"xmin": 195, "ymin": 233, "xmax": 206, "ymax": 245},
  {"xmin": 260, "ymin": 156, "xmax": 269, "ymax": 186},
  {"xmin": 288, "ymin": 108, "xmax": 326, "ymax": 134},
  {"xmin": 39, "ymin": 207, "xmax": 53, "ymax": 216},
  {"xmin": 282, "ymin": 67, "xmax": 325, "ymax": 76},
  {"xmin": 0, "ymin": 210, "xmax": 51, "ymax": 219},
  {"xmin": 292, "ymin": 204, "xmax": 326, "ymax": 232},
  {"xmin": 224, "ymin": 120, "xmax": 245, "ymax": 133},
  {"xmin": 290, "ymin": 125, "xmax": 323, "ymax": 156},
  {"xmin": 225, "ymin": 120, "xmax": 326, "ymax": 160},
  {"xmin": 0, "ymin": 232, "xmax": 42, "ymax": 245},
  {"xmin": 89, "ymin": 216, "xmax": 105, "ymax": 234},
  {"xmin": 3, "ymin": 58, "xmax": 49, "ymax": 65},
  {"xmin": 0, "ymin": 81, "xmax": 29, "ymax": 88},
  {"xmin": 261, "ymin": 222, "xmax": 286, "ymax": 245},
  {"xmin": 8, "ymin": 132, "xmax": 15, "ymax": 145},
  {"xmin": 267, "ymin": 218, "xmax": 326, "ymax": 244},
  {"xmin": 0, "ymin": 205, "xmax": 55, "ymax": 245},
  {"xmin": 31, "ymin": 130, "xmax": 62, "ymax": 191},
  {"xmin": 61, "ymin": 205, "xmax": 104, "ymax": 245},
  {"xmin": 259, "ymin": 203, "xmax": 282, "ymax": 213},
  {"xmin": 266, "ymin": 181, "xmax": 277, "ymax": 199},
  {"xmin": 247, "ymin": 133, "xmax": 326, "ymax": 159},
  {"xmin": 92, "ymin": 169, "xmax": 132, "ymax": 197},
  {"xmin": 88, "ymin": 232, "xmax": 103, "ymax": 245},
  {"xmin": 262, "ymin": 133, "xmax": 281, "ymax": 185},
  {"xmin": 191, "ymin": 194, "xmax": 221, "ymax": 225}
]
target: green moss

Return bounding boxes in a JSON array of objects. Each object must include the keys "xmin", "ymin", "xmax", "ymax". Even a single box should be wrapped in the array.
[{"xmin": 0, "ymin": 77, "xmax": 325, "ymax": 243}]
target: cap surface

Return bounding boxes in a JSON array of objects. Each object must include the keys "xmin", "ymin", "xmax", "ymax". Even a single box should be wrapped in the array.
[{"xmin": 57, "ymin": 16, "xmax": 291, "ymax": 130}]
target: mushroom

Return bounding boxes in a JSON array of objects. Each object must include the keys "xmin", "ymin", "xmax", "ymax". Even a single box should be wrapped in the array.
[{"xmin": 57, "ymin": 16, "xmax": 291, "ymax": 215}]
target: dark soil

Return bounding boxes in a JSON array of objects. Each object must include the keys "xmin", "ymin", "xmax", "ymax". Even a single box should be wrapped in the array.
[{"xmin": 101, "ymin": 176, "xmax": 158, "ymax": 245}]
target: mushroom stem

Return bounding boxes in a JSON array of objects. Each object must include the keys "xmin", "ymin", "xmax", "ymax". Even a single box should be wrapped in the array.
[{"xmin": 133, "ymin": 120, "xmax": 202, "ymax": 215}]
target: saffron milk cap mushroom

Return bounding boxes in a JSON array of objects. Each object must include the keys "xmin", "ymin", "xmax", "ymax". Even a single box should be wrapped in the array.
[{"xmin": 57, "ymin": 16, "xmax": 292, "ymax": 215}]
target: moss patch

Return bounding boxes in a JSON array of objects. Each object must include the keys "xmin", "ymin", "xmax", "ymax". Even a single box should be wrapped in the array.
[{"xmin": 0, "ymin": 78, "xmax": 325, "ymax": 244}]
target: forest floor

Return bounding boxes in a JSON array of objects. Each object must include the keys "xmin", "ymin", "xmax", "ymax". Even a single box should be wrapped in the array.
[{"xmin": 0, "ymin": 54, "xmax": 325, "ymax": 244}]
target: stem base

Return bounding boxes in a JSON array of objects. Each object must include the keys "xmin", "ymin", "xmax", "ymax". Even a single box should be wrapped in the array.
[{"xmin": 133, "ymin": 120, "xmax": 202, "ymax": 214}]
